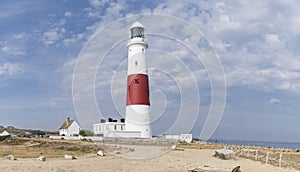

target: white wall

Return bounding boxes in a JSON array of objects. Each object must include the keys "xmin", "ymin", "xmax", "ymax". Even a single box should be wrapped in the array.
[
  {"xmin": 93, "ymin": 122, "xmax": 125, "ymax": 137},
  {"xmin": 59, "ymin": 129, "xmax": 68, "ymax": 136},
  {"xmin": 68, "ymin": 122, "xmax": 81, "ymax": 136}
]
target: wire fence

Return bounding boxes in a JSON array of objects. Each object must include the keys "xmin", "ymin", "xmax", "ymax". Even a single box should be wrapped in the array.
[{"xmin": 221, "ymin": 144, "xmax": 300, "ymax": 170}]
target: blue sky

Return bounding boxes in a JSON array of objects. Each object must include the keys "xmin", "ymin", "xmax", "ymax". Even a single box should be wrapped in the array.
[{"xmin": 1, "ymin": 0, "xmax": 300, "ymax": 142}]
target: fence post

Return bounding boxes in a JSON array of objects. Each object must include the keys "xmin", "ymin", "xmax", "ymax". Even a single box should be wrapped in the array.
[
  {"xmin": 247, "ymin": 149, "xmax": 250, "ymax": 157},
  {"xmin": 255, "ymin": 150, "xmax": 258, "ymax": 160},
  {"xmin": 266, "ymin": 152, "xmax": 269, "ymax": 164},
  {"xmin": 241, "ymin": 149, "xmax": 243, "ymax": 156},
  {"xmin": 279, "ymin": 154, "xmax": 282, "ymax": 167}
]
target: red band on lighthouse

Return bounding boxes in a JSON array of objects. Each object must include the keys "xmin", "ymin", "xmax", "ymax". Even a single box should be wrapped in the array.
[{"xmin": 126, "ymin": 74, "xmax": 150, "ymax": 106}]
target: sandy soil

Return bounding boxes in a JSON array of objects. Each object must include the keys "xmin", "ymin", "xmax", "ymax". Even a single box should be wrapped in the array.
[{"xmin": 0, "ymin": 148, "xmax": 298, "ymax": 172}]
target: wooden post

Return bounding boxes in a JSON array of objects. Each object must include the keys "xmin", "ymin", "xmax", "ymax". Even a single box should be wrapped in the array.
[
  {"xmin": 255, "ymin": 150, "xmax": 258, "ymax": 160},
  {"xmin": 279, "ymin": 154, "xmax": 282, "ymax": 167},
  {"xmin": 266, "ymin": 152, "xmax": 269, "ymax": 164},
  {"xmin": 247, "ymin": 149, "xmax": 250, "ymax": 157}
]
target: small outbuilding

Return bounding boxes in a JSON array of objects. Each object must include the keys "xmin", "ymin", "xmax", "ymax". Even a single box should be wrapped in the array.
[
  {"xmin": 163, "ymin": 133, "xmax": 193, "ymax": 143},
  {"xmin": 0, "ymin": 130, "xmax": 10, "ymax": 136},
  {"xmin": 58, "ymin": 117, "xmax": 82, "ymax": 136}
]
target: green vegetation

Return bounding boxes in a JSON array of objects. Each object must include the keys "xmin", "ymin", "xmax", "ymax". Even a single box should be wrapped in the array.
[
  {"xmin": 79, "ymin": 130, "xmax": 93, "ymax": 137},
  {"xmin": 0, "ymin": 135, "xmax": 10, "ymax": 142},
  {"xmin": 1, "ymin": 152, "xmax": 12, "ymax": 157},
  {"xmin": 66, "ymin": 146, "xmax": 80, "ymax": 151}
]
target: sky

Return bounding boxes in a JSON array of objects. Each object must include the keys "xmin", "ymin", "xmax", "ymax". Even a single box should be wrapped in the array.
[{"xmin": 1, "ymin": 0, "xmax": 300, "ymax": 142}]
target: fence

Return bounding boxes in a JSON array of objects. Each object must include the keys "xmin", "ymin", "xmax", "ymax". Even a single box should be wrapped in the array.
[{"xmin": 221, "ymin": 144, "xmax": 300, "ymax": 170}]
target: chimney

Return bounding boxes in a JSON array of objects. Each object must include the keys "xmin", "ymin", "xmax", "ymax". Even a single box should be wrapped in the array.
[{"xmin": 66, "ymin": 117, "xmax": 70, "ymax": 126}]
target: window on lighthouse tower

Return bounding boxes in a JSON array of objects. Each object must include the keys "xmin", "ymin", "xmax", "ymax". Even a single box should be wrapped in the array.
[{"xmin": 135, "ymin": 61, "xmax": 138, "ymax": 66}]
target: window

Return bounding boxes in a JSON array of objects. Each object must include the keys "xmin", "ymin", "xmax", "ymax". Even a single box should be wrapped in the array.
[
  {"xmin": 142, "ymin": 48, "xmax": 144, "ymax": 53},
  {"xmin": 114, "ymin": 125, "xmax": 117, "ymax": 130},
  {"xmin": 134, "ymin": 79, "xmax": 139, "ymax": 84},
  {"xmin": 135, "ymin": 61, "xmax": 138, "ymax": 66}
]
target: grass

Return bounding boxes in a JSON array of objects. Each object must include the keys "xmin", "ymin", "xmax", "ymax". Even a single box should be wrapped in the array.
[{"xmin": 0, "ymin": 137, "xmax": 100, "ymax": 158}]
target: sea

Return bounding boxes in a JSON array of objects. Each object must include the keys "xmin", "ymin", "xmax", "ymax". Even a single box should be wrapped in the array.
[{"xmin": 207, "ymin": 139, "xmax": 300, "ymax": 150}]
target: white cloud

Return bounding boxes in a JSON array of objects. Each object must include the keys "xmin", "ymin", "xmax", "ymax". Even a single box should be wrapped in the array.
[
  {"xmin": 215, "ymin": 2, "xmax": 225, "ymax": 13},
  {"xmin": 63, "ymin": 33, "xmax": 85, "ymax": 45},
  {"xmin": 89, "ymin": 0, "xmax": 110, "ymax": 8},
  {"xmin": 12, "ymin": 33, "xmax": 30, "ymax": 39},
  {"xmin": 0, "ymin": 62, "xmax": 22, "ymax": 76},
  {"xmin": 2, "ymin": 45, "xmax": 25, "ymax": 56},
  {"xmin": 269, "ymin": 97, "xmax": 280, "ymax": 104},
  {"xmin": 41, "ymin": 27, "xmax": 67, "ymax": 46},
  {"xmin": 265, "ymin": 34, "xmax": 280, "ymax": 44},
  {"xmin": 64, "ymin": 11, "xmax": 72, "ymax": 17},
  {"xmin": 42, "ymin": 30, "xmax": 60, "ymax": 45}
]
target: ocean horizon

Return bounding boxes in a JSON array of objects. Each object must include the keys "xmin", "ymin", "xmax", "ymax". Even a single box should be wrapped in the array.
[{"xmin": 207, "ymin": 139, "xmax": 300, "ymax": 150}]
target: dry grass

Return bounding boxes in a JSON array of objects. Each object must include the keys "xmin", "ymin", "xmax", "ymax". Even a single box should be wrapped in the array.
[{"xmin": 0, "ymin": 137, "xmax": 100, "ymax": 158}]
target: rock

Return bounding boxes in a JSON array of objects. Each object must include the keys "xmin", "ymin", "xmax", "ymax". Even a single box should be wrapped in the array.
[
  {"xmin": 97, "ymin": 150, "xmax": 104, "ymax": 156},
  {"xmin": 215, "ymin": 149, "xmax": 236, "ymax": 160},
  {"xmin": 64, "ymin": 154, "xmax": 76, "ymax": 160},
  {"xmin": 231, "ymin": 166, "xmax": 241, "ymax": 172},
  {"xmin": 130, "ymin": 161, "xmax": 137, "ymax": 165},
  {"xmin": 51, "ymin": 167, "xmax": 65, "ymax": 172},
  {"xmin": 37, "ymin": 156, "xmax": 46, "ymax": 161},
  {"xmin": 113, "ymin": 150, "xmax": 121, "ymax": 155},
  {"xmin": 204, "ymin": 164, "xmax": 210, "ymax": 167},
  {"xmin": 171, "ymin": 145, "xmax": 177, "ymax": 150},
  {"xmin": 4, "ymin": 154, "xmax": 15, "ymax": 160}
]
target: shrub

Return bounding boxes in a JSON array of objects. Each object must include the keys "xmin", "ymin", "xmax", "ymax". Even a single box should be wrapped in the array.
[{"xmin": 0, "ymin": 135, "xmax": 10, "ymax": 142}]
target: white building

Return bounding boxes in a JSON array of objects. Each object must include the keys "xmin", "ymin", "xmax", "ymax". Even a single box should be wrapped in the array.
[
  {"xmin": 0, "ymin": 130, "xmax": 10, "ymax": 136},
  {"xmin": 93, "ymin": 119, "xmax": 141, "ymax": 138},
  {"xmin": 58, "ymin": 118, "xmax": 82, "ymax": 136},
  {"xmin": 163, "ymin": 134, "xmax": 193, "ymax": 143}
]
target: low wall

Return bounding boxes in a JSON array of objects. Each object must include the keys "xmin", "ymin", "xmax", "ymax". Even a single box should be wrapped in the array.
[{"xmin": 49, "ymin": 135, "xmax": 104, "ymax": 141}]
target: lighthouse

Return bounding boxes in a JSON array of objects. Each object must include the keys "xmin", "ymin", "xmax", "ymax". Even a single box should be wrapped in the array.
[{"xmin": 125, "ymin": 22, "xmax": 152, "ymax": 138}]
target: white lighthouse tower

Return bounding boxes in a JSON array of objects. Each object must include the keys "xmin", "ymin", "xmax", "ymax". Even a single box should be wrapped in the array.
[{"xmin": 125, "ymin": 22, "xmax": 152, "ymax": 138}]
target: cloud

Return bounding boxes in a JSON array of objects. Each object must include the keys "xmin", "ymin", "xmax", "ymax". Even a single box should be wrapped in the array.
[
  {"xmin": 0, "ymin": 62, "xmax": 22, "ymax": 76},
  {"xmin": 64, "ymin": 11, "xmax": 72, "ymax": 17},
  {"xmin": 12, "ymin": 33, "xmax": 30, "ymax": 40},
  {"xmin": 269, "ymin": 97, "xmax": 280, "ymax": 104},
  {"xmin": 41, "ymin": 27, "xmax": 66, "ymax": 46},
  {"xmin": 265, "ymin": 34, "xmax": 280, "ymax": 44},
  {"xmin": 63, "ymin": 33, "xmax": 85, "ymax": 45},
  {"xmin": 2, "ymin": 45, "xmax": 25, "ymax": 56},
  {"xmin": 89, "ymin": 0, "xmax": 110, "ymax": 8}
]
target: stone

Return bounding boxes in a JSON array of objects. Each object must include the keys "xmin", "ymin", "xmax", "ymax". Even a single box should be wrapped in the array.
[
  {"xmin": 231, "ymin": 166, "xmax": 241, "ymax": 172},
  {"xmin": 37, "ymin": 156, "xmax": 46, "ymax": 161},
  {"xmin": 97, "ymin": 150, "xmax": 104, "ymax": 156},
  {"xmin": 215, "ymin": 149, "xmax": 236, "ymax": 160},
  {"xmin": 64, "ymin": 154, "xmax": 76, "ymax": 160},
  {"xmin": 4, "ymin": 154, "xmax": 15, "ymax": 160},
  {"xmin": 51, "ymin": 167, "xmax": 65, "ymax": 172},
  {"xmin": 171, "ymin": 145, "xmax": 177, "ymax": 150},
  {"xmin": 113, "ymin": 150, "xmax": 121, "ymax": 155}
]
